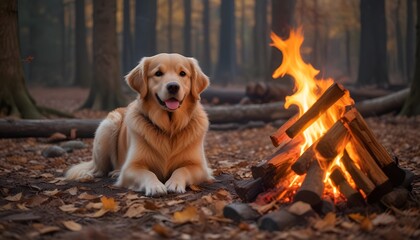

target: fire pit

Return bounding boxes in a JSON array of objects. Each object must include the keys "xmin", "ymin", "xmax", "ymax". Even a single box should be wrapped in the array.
[{"xmin": 224, "ymin": 29, "xmax": 413, "ymax": 231}]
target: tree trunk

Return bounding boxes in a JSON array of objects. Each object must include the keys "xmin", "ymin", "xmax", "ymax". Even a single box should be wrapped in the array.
[
  {"xmin": 400, "ymin": 1, "xmax": 420, "ymax": 116},
  {"xmin": 0, "ymin": 0, "xmax": 44, "ymax": 119},
  {"xmin": 239, "ymin": 0, "xmax": 246, "ymax": 66},
  {"xmin": 214, "ymin": 0, "xmax": 236, "ymax": 84},
  {"xmin": 357, "ymin": 0, "xmax": 389, "ymax": 87},
  {"xmin": 122, "ymin": 0, "xmax": 133, "ymax": 74},
  {"xmin": 345, "ymin": 24, "xmax": 352, "ymax": 76},
  {"xmin": 406, "ymin": 0, "xmax": 415, "ymax": 81},
  {"xmin": 74, "ymin": 0, "xmax": 91, "ymax": 87},
  {"xmin": 167, "ymin": 0, "xmax": 173, "ymax": 53},
  {"xmin": 395, "ymin": 0, "xmax": 406, "ymax": 82},
  {"xmin": 81, "ymin": 0, "xmax": 126, "ymax": 111},
  {"xmin": 134, "ymin": 0, "xmax": 157, "ymax": 60},
  {"xmin": 269, "ymin": 0, "xmax": 296, "ymax": 83},
  {"xmin": 253, "ymin": 0, "xmax": 268, "ymax": 80},
  {"xmin": 183, "ymin": 0, "xmax": 192, "ymax": 56},
  {"xmin": 202, "ymin": 0, "xmax": 211, "ymax": 74}
]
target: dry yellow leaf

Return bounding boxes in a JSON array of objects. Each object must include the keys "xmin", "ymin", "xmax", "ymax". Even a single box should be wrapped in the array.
[
  {"xmin": 5, "ymin": 192, "xmax": 22, "ymax": 202},
  {"xmin": 17, "ymin": 203, "xmax": 29, "ymax": 211},
  {"xmin": 152, "ymin": 223, "xmax": 172, "ymax": 238},
  {"xmin": 313, "ymin": 212, "xmax": 336, "ymax": 231},
  {"xmin": 173, "ymin": 206, "xmax": 198, "ymax": 224},
  {"xmin": 101, "ymin": 196, "xmax": 117, "ymax": 211},
  {"xmin": 86, "ymin": 202, "xmax": 103, "ymax": 210},
  {"xmin": 360, "ymin": 217, "xmax": 373, "ymax": 232},
  {"xmin": 62, "ymin": 220, "xmax": 82, "ymax": 231},
  {"xmin": 348, "ymin": 213, "xmax": 365, "ymax": 223},
  {"xmin": 189, "ymin": 185, "xmax": 201, "ymax": 192},
  {"xmin": 84, "ymin": 208, "xmax": 109, "ymax": 218}
]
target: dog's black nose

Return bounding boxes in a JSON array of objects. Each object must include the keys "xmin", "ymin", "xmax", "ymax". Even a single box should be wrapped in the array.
[{"xmin": 167, "ymin": 82, "xmax": 180, "ymax": 94}]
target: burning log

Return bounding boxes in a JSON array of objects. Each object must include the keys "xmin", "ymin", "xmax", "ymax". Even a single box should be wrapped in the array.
[
  {"xmin": 348, "ymin": 138, "xmax": 393, "ymax": 202},
  {"xmin": 285, "ymin": 83, "xmax": 347, "ymax": 139},
  {"xmin": 329, "ymin": 167, "xmax": 365, "ymax": 208},
  {"xmin": 341, "ymin": 150, "xmax": 376, "ymax": 201},
  {"xmin": 343, "ymin": 108, "xmax": 406, "ymax": 186},
  {"xmin": 269, "ymin": 114, "xmax": 299, "ymax": 147},
  {"xmin": 315, "ymin": 120, "xmax": 350, "ymax": 168},
  {"xmin": 293, "ymin": 160, "xmax": 325, "ymax": 206},
  {"xmin": 234, "ymin": 178, "xmax": 264, "ymax": 202},
  {"xmin": 251, "ymin": 137, "xmax": 302, "ymax": 188},
  {"xmin": 290, "ymin": 139, "xmax": 317, "ymax": 175}
]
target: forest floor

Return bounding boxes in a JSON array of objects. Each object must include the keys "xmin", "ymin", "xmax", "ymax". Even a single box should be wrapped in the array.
[{"xmin": 0, "ymin": 87, "xmax": 419, "ymax": 239}]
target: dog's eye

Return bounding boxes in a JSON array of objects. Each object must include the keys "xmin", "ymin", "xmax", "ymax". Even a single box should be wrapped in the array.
[
  {"xmin": 179, "ymin": 71, "xmax": 186, "ymax": 77},
  {"xmin": 155, "ymin": 71, "xmax": 163, "ymax": 77}
]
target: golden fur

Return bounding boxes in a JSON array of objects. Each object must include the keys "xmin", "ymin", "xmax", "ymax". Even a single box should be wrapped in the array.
[{"xmin": 65, "ymin": 53, "xmax": 213, "ymax": 196}]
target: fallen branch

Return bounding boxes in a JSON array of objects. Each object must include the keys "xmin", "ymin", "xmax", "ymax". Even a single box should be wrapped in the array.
[{"xmin": 355, "ymin": 88, "xmax": 409, "ymax": 117}]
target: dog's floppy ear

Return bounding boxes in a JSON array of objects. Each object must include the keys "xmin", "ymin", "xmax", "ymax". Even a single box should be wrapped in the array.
[
  {"xmin": 125, "ymin": 57, "xmax": 149, "ymax": 99},
  {"xmin": 189, "ymin": 58, "xmax": 209, "ymax": 101}
]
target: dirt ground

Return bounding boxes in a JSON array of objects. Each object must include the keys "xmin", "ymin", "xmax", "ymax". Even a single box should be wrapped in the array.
[{"xmin": 0, "ymin": 87, "xmax": 419, "ymax": 239}]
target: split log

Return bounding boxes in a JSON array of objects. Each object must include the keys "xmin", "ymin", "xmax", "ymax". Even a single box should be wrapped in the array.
[
  {"xmin": 293, "ymin": 160, "xmax": 325, "ymax": 206},
  {"xmin": 285, "ymin": 83, "xmax": 347, "ymax": 139},
  {"xmin": 258, "ymin": 201, "xmax": 317, "ymax": 231},
  {"xmin": 329, "ymin": 167, "xmax": 365, "ymax": 208},
  {"xmin": 233, "ymin": 178, "xmax": 264, "ymax": 203},
  {"xmin": 343, "ymin": 108, "xmax": 406, "ymax": 186},
  {"xmin": 251, "ymin": 137, "xmax": 302, "ymax": 188},
  {"xmin": 341, "ymin": 150, "xmax": 376, "ymax": 198},
  {"xmin": 315, "ymin": 120, "xmax": 350, "ymax": 169},
  {"xmin": 223, "ymin": 203, "xmax": 261, "ymax": 222},
  {"xmin": 290, "ymin": 139, "xmax": 318, "ymax": 175},
  {"xmin": 348, "ymin": 138, "xmax": 393, "ymax": 202},
  {"xmin": 269, "ymin": 114, "xmax": 299, "ymax": 147}
]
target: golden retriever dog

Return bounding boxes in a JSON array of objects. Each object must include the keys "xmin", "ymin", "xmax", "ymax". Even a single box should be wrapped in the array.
[{"xmin": 66, "ymin": 53, "xmax": 213, "ymax": 196}]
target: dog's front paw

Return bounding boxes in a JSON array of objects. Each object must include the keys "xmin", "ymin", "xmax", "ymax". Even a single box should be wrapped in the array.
[
  {"xmin": 144, "ymin": 178, "xmax": 167, "ymax": 196},
  {"xmin": 165, "ymin": 176, "xmax": 186, "ymax": 193}
]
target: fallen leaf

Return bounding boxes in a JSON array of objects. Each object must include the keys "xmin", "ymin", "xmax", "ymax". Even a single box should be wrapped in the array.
[
  {"xmin": 173, "ymin": 206, "xmax": 198, "ymax": 224},
  {"xmin": 215, "ymin": 189, "xmax": 231, "ymax": 200},
  {"xmin": 86, "ymin": 202, "xmax": 103, "ymax": 210},
  {"xmin": 0, "ymin": 203, "xmax": 13, "ymax": 211},
  {"xmin": 166, "ymin": 199, "xmax": 185, "ymax": 206},
  {"xmin": 43, "ymin": 189, "xmax": 60, "ymax": 196},
  {"xmin": 152, "ymin": 223, "xmax": 172, "ymax": 238},
  {"xmin": 47, "ymin": 132, "xmax": 67, "ymax": 142},
  {"xmin": 125, "ymin": 193, "xmax": 140, "ymax": 200},
  {"xmin": 124, "ymin": 203, "xmax": 147, "ymax": 218},
  {"xmin": 62, "ymin": 220, "xmax": 82, "ymax": 231},
  {"xmin": 313, "ymin": 212, "xmax": 336, "ymax": 231},
  {"xmin": 213, "ymin": 200, "xmax": 227, "ymax": 217},
  {"xmin": 66, "ymin": 187, "xmax": 78, "ymax": 196},
  {"xmin": 84, "ymin": 208, "xmax": 108, "ymax": 218},
  {"xmin": 348, "ymin": 213, "xmax": 365, "ymax": 223},
  {"xmin": 78, "ymin": 192, "xmax": 99, "ymax": 200},
  {"xmin": 288, "ymin": 201, "xmax": 312, "ymax": 216},
  {"xmin": 33, "ymin": 223, "xmax": 61, "ymax": 235},
  {"xmin": 17, "ymin": 203, "xmax": 29, "ymax": 210},
  {"xmin": 371, "ymin": 213, "xmax": 396, "ymax": 226},
  {"xmin": 201, "ymin": 194, "xmax": 213, "ymax": 204},
  {"xmin": 59, "ymin": 204, "xmax": 78, "ymax": 213},
  {"xmin": 5, "ymin": 192, "xmax": 22, "ymax": 202},
  {"xmin": 360, "ymin": 217, "xmax": 373, "ymax": 232},
  {"xmin": 101, "ymin": 196, "xmax": 117, "ymax": 211},
  {"xmin": 189, "ymin": 185, "xmax": 201, "ymax": 192},
  {"xmin": 26, "ymin": 195, "xmax": 49, "ymax": 207},
  {"xmin": 144, "ymin": 200, "xmax": 160, "ymax": 210},
  {"xmin": 40, "ymin": 173, "xmax": 54, "ymax": 178}
]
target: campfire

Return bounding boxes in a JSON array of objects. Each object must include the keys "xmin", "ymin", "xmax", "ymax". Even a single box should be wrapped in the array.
[{"xmin": 225, "ymin": 29, "xmax": 411, "ymax": 231}]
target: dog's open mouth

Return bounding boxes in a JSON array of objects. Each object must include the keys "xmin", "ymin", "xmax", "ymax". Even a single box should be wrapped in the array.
[{"xmin": 156, "ymin": 94, "xmax": 182, "ymax": 111}]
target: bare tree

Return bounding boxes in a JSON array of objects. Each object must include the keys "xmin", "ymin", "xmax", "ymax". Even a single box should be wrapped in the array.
[
  {"xmin": 74, "ymin": 0, "xmax": 91, "ymax": 87},
  {"xmin": 0, "ymin": 0, "xmax": 43, "ymax": 118},
  {"xmin": 134, "ymin": 0, "xmax": 157, "ymax": 59},
  {"xmin": 253, "ymin": 0, "xmax": 268, "ymax": 80},
  {"xmin": 401, "ymin": 0, "xmax": 420, "ymax": 116},
  {"xmin": 183, "ymin": 0, "xmax": 192, "ymax": 56},
  {"xmin": 81, "ymin": 0, "xmax": 126, "ymax": 111},
  {"xmin": 357, "ymin": 0, "xmax": 389, "ymax": 87},
  {"xmin": 214, "ymin": 0, "xmax": 236, "ymax": 84},
  {"xmin": 201, "ymin": 0, "xmax": 211, "ymax": 74}
]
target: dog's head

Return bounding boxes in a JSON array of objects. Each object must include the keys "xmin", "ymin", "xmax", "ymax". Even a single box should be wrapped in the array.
[{"xmin": 125, "ymin": 53, "xmax": 209, "ymax": 112}]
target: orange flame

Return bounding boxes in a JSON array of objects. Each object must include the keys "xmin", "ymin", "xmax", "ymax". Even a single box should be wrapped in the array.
[{"xmin": 271, "ymin": 28, "xmax": 355, "ymax": 200}]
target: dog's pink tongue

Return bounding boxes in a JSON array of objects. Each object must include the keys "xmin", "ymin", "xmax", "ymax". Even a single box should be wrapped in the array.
[{"xmin": 165, "ymin": 99, "xmax": 180, "ymax": 110}]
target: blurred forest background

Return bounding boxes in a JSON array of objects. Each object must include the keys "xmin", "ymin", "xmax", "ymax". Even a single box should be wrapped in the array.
[{"xmin": 18, "ymin": 0, "xmax": 416, "ymax": 87}]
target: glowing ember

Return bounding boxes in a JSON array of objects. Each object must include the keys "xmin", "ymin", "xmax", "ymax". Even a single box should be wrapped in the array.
[{"xmin": 270, "ymin": 28, "xmax": 355, "ymax": 200}]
